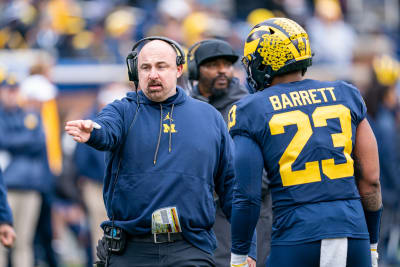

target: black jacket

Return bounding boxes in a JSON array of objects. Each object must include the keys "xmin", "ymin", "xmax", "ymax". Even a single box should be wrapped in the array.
[{"xmin": 191, "ymin": 78, "xmax": 248, "ymax": 124}]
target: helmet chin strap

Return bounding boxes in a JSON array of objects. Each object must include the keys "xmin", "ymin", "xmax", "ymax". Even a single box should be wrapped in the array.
[
  {"xmin": 245, "ymin": 62, "xmax": 258, "ymax": 91},
  {"xmin": 247, "ymin": 76, "xmax": 261, "ymax": 92},
  {"xmin": 245, "ymin": 60, "xmax": 271, "ymax": 91},
  {"xmin": 262, "ymin": 73, "xmax": 272, "ymax": 89}
]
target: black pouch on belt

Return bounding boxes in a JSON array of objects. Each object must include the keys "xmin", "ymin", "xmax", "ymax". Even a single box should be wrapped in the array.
[{"xmin": 104, "ymin": 226, "xmax": 126, "ymax": 254}]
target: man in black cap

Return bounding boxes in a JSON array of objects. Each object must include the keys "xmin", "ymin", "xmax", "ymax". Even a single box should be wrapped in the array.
[
  {"xmin": 187, "ymin": 39, "xmax": 272, "ymax": 267},
  {"xmin": 188, "ymin": 39, "xmax": 246, "ymax": 120}
]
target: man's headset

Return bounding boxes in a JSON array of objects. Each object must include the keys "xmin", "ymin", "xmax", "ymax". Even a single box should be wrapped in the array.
[
  {"xmin": 187, "ymin": 40, "xmax": 213, "ymax": 81},
  {"xmin": 126, "ymin": 36, "xmax": 186, "ymax": 88}
]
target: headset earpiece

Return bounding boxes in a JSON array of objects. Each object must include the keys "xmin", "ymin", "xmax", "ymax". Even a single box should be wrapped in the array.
[
  {"xmin": 126, "ymin": 51, "xmax": 137, "ymax": 82},
  {"xmin": 187, "ymin": 52, "xmax": 198, "ymax": 81},
  {"xmin": 126, "ymin": 36, "xmax": 185, "ymax": 87},
  {"xmin": 175, "ymin": 53, "xmax": 185, "ymax": 66},
  {"xmin": 187, "ymin": 40, "xmax": 213, "ymax": 81}
]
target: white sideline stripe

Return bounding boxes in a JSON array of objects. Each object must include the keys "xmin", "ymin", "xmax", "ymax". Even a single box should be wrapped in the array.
[{"xmin": 320, "ymin": 237, "xmax": 348, "ymax": 267}]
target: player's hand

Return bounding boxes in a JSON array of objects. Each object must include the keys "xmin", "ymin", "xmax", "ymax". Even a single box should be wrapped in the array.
[
  {"xmin": 231, "ymin": 253, "xmax": 249, "ymax": 267},
  {"xmin": 371, "ymin": 243, "xmax": 378, "ymax": 267},
  {"xmin": 247, "ymin": 256, "xmax": 256, "ymax": 267},
  {"xmin": 0, "ymin": 224, "xmax": 16, "ymax": 248},
  {"xmin": 65, "ymin": 120, "xmax": 99, "ymax": 143}
]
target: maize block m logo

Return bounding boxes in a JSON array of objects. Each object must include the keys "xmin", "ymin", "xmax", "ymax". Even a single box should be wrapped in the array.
[{"xmin": 163, "ymin": 112, "xmax": 177, "ymax": 133}]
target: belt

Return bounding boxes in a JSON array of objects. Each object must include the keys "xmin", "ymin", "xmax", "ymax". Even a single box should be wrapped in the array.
[{"xmin": 129, "ymin": 232, "xmax": 183, "ymax": 244}]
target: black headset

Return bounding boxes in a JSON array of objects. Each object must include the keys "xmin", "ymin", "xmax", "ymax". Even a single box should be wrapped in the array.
[
  {"xmin": 126, "ymin": 36, "xmax": 186, "ymax": 88},
  {"xmin": 187, "ymin": 40, "xmax": 213, "ymax": 81}
]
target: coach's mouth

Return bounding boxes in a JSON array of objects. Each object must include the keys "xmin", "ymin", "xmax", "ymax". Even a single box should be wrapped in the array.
[{"xmin": 149, "ymin": 83, "xmax": 163, "ymax": 91}]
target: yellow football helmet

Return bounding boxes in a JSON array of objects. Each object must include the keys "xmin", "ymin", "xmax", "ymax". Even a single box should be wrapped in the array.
[{"xmin": 242, "ymin": 17, "xmax": 313, "ymax": 90}]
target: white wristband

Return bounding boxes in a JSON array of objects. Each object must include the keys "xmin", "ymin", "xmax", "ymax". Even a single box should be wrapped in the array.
[
  {"xmin": 231, "ymin": 252, "xmax": 248, "ymax": 267},
  {"xmin": 370, "ymin": 243, "xmax": 378, "ymax": 250}
]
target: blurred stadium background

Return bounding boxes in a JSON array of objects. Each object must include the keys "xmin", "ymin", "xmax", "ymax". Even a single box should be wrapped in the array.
[{"xmin": 0, "ymin": 0, "xmax": 399, "ymax": 266}]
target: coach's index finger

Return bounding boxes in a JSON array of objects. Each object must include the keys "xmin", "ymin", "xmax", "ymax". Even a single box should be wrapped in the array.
[
  {"xmin": 82, "ymin": 120, "xmax": 95, "ymax": 131},
  {"xmin": 65, "ymin": 120, "xmax": 84, "ymax": 128}
]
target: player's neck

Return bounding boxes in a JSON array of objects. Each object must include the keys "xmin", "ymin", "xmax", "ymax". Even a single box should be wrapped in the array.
[{"xmin": 270, "ymin": 71, "xmax": 303, "ymax": 86}]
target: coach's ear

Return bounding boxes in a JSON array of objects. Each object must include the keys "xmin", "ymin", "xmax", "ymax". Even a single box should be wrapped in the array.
[{"xmin": 177, "ymin": 64, "xmax": 183, "ymax": 78}]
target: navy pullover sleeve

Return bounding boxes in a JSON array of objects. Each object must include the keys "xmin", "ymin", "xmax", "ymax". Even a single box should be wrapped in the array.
[
  {"xmin": 0, "ymin": 170, "xmax": 13, "ymax": 225},
  {"xmin": 86, "ymin": 100, "xmax": 126, "ymax": 151},
  {"xmin": 214, "ymin": 121, "xmax": 235, "ymax": 221},
  {"xmin": 231, "ymin": 134, "xmax": 264, "ymax": 256}
]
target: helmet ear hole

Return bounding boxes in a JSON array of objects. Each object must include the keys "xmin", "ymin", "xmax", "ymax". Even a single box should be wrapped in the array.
[
  {"xmin": 269, "ymin": 28, "xmax": 275, "ymax": 34},
  {"xmin": 257, "ymin": 64, "xmax": 266, "ymax": 72}
]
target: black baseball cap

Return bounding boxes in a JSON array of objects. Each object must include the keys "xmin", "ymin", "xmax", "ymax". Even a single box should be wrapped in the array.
[{"xmin": 194, "ymin": 40, "xmax": 239, "ymax": 66}]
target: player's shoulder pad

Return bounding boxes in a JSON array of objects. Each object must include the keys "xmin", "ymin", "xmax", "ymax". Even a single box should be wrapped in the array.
[
  {"xmin": 233, "ymin": 92, "xmax": 261, "ymax": 113},
  {"xmin": 339, "ymin": 80, "xmax": 358, "ymax": 91},
  {"xmin": 338, "ymin": 80, "xmax": 364, "ymax": 101},
  {"xmin": 338, "ymin": 80, "xmax": 367, "ymax": 123},
  {"xmin": 228, "ymin": 93, "xmax": 261, "ymax": 136}
]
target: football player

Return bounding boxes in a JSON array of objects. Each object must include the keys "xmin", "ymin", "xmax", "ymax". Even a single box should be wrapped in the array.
[{"xmin": 229, "ymin": 18, "xmax": 382, "ymax": 267}]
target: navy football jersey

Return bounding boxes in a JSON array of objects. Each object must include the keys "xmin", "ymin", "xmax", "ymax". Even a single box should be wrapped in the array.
[{"xmin": 229, "ymin": 79, "xmax": 369, "ymax": 245}]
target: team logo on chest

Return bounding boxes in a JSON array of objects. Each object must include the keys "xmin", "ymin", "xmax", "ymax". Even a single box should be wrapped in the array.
[{"xmin": 163, "ymin": 112, "xmax": 177, "ymax": 133}]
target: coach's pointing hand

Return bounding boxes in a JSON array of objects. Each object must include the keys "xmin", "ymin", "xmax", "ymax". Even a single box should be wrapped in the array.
[{"xmin": 65, "ymin": 120, "xmax": 100, "ymax": 143}]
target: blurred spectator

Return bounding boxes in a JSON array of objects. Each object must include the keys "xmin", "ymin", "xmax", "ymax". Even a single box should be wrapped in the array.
[
  {"xmin": 74, "ymin": 82, "xmax": 128, "ymax": 260},
  {"xmin": 0, "ymin": 0, "xmax": 38, "ymax": 49},
  {"xmin": 246, "ymin": 8, "xmax": 275, "ymax": 27},
  {"xmin": 21, "ymin": 62, "xmax": 62, "ymax": 176},
  {"xmin": 0, "ymin": 168, "xmax": 15, "ymax": 250},
  {"xmin": 364, "ymin": 54, "xmax": 400, "ymax": 266},
  {"xmin": 20, "ymin": 62, "xmax": 62, "ymax": 267},
  {"xmin": 182, "ymin": 12, "xmax": 232, "ymax": 46},
  {"xmin": 52, "ymin": 129, "xmax": 92, "ymax": 267},
  {"xmin": 233, "ymin": 0, "xmax": 284, "ymax": 21},
  {"xmin": 153, "ymin": 0, "xmax": 191, "ymax": 42},
  {"xmin": 0, "ymin": 0, "xmax": 395, "ymax": 67},
  {"xmin": 46, "ymin": 0, "xmax": 86, "ymax": 58},
  {"xmin": 0, "ymin": 72, "xmax": 51, "ymax": 267},
  {"xmin": 281, "ymin": 0, "xmax": 312, "ymax": 26},
  {"xmin": 0, "ymin": 72, "xmax": 16, "ymax": 251},
  {"xmin": 306, "ymin": 0, "xmax": 356, "ymax": 80}
]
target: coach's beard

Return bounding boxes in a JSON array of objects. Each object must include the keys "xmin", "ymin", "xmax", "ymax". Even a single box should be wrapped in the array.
[{"xmin": 210, "ymin": 75, "xmax": 231, "ymax": 99}]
